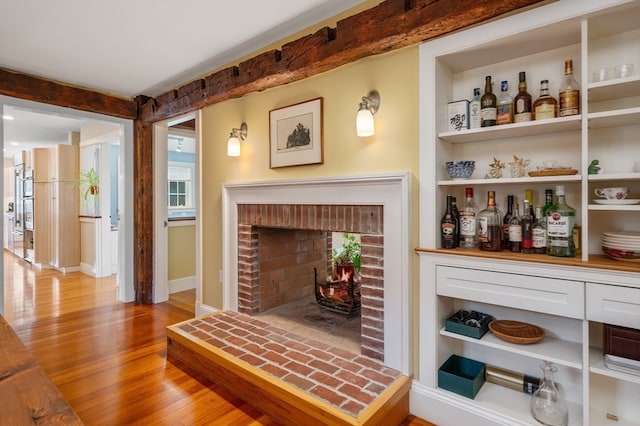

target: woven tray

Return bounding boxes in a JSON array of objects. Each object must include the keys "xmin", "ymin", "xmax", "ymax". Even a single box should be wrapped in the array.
[
  {"xmin": 528, "ymin": 168, "xmax": 578, "ymax": 177},
  {"xmin": 488, "ymin": 320, "xmax": 545, "ymax": 344}
]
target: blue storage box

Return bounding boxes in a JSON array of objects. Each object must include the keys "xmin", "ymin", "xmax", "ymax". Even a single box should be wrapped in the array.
[{"xmin": 438, "ymin": 354, "xmax": 486, "ymax": 399}]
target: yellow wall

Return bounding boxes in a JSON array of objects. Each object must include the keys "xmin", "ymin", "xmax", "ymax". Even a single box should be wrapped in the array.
[
  {"xmin": 168, "ymin": 224, "xmax": 196, "ymax": 280},
  {"xmin": 200, "ymin": 45, "xmax": 420, "ymax": 308}
]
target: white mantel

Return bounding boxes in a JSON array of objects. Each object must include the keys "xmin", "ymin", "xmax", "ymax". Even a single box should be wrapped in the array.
[{"xmin": 220, "ymin": 173, "xmax": 412, "ymax": 375}]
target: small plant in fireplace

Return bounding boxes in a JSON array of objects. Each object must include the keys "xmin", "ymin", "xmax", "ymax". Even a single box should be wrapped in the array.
[{"xmin": 315, "ymin": 233, "xmax": 362, "ymax": 318}]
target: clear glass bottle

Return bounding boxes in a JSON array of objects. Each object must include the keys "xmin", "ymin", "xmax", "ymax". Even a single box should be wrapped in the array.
[
  {"xmin": 459, "ymin": 187, "xmax": 479, "ymax": 249},
  {"xmin": 508, "ymin": 202, "xmax": 522, "ymax": 252},
  {"xmin": 478, "ymin": 191, "xmax": 503, "ymax": 251},
  {"xmin": 481, "ymin": 76, "xmax": 497, "ymax": 127},
  {"xmin": 513, "ymin": 71, "xmax": 532, "ymax": 123},
  {"xmin": 530, "ymin": 361, "xmax": 569, "ymax": 426},
  {"xmin": 521, "ymin": 200, "xmax": 533, "ymax": 253},
  {"xmin": 546, "ymin": 185, "xmax": 576, "ymax": 257},
  {"xmin": 532, "ymin": 205, "xmax": 547, "ymax": 254},
  {"xmin": 559, "ymin": 59, "xmax": 580, "ymax": 117},
  {"xmin": 502, "ymin": 195, "xmax": 514, "ymax": 251},
  {"xmin": 469, "ymin": 88, "xmax": 481, "ymax": 129},
  {"xmin": 441, "ymin": 195, "xmax": 457, "ymax": 249},
  {"xmin": 496, "ymin": 80, "xmax": 514, "ymax": 125},
  {"xmin": 533, "ymin": 80, "xmax": 558, "ymax": 120}
]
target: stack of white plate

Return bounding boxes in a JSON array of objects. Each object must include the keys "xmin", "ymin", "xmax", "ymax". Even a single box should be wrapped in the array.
[{"xmin": 601, "ymin": 231, "xmax": 640, "ymax": 262}]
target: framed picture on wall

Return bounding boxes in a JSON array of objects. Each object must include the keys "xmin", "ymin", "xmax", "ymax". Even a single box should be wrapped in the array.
[{"xmin": 269, "ymin": 97, "xmax": 323, "ymax": 168}]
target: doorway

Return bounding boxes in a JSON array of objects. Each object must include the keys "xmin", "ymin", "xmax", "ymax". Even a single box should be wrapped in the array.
[
  {"xmin": 153, "ymin": 112, "xmax": 201, "ymax": 309},
  {"xmin": 0, "ymin": 96, "xmax": 135, "ymax": 315}
]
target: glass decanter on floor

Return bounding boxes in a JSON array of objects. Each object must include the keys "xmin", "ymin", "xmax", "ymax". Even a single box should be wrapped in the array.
[{"xmin": 530, "ymin": 361, "xmax": 568, "ymax": 426}]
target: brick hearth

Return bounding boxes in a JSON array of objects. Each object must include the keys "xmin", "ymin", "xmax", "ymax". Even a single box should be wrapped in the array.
[
  {"xmin": 167, "ymin": 310, "xmax": 410, "ymax": 425},
  {"xmin": 236, "ymin": 204, "xmax": 385, "ymax": 360}
]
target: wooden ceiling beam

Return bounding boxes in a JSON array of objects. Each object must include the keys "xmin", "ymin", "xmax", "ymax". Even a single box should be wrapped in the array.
[
  {"xmin": 0, "ymin": 68, "xmax": 137, "ymax": 120},
  {"xmin": 138, "ymin": 0, "xmax": 544, "ymax": 123}
]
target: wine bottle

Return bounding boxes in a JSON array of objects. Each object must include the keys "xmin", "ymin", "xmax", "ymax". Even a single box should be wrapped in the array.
[
  {"xmin": 521, "ymin": 200, "xmax": 533, "ymax": 253},
  {"xmin": 533, "ymin": 80, "xmax": 558, "ymax": 120},
  {"xmin": 441, "ymin": 195, "xmax": 457, "ymax": 249},
  {"xmin": 513, "ymin": 71, "xmax": 532, "ymax": 123},
  {"xmin": 546, "ymin": 185, "xmax": 576, "ymax": 257},
  {"xmin": 469, "ymin": 88, "xmax": 481, "ymax": 129},
  {"xmin": 496, "ymin": 80, "xmax": 513, "ymax": 125},
  {"xmin": 502, "ymin": 195, "xmax": 514, "ymax": 251},
  {"xmin": 508, "ymin": 202, "xmax": 522, "ymax": 253},
  {"xmin": 524, "ymin": 189, "xmax": 536, "ymax": 222},
  {"xmin": 478, "ymin": 191, "xmax": 503, "ymax": 251},
  {"xmin": 452, "ymin": 196, "xmax": 460, "ymax": 248},
  {"xmin": 459, "ymin": 187, "xmax": 479, "ymax": 249},
  {"xmin": 480, "ymin": 76, "xmax": 497, "ymax": 127},
  {"xmin": 559, "ymin": 59, "xmax": 580, "ymax": 117},
  {"xmin": 541, "ymin": 189, "xmax": 554, "ymax": 219}
]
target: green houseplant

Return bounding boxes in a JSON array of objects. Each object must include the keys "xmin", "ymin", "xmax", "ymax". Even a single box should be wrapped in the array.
[
  {"xmin": 78, "ymin": 167, "xmax": 99, "ymax": 210},
  {"xmin": 332, "ymin": 232, "xmax": 361, "ymax": 271}
]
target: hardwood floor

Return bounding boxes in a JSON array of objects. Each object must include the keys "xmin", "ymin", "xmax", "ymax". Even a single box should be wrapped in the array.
[{"xmin": 2, "ymin": 251, "xmax": 433, "ymax": 425}]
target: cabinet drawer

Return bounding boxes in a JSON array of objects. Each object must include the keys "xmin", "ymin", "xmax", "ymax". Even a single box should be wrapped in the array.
[
  {"xmin": 586, "ymin": 283, "xmax": 640, "ymax": 329},
  {"xmin": 436, "ymin": 266, "xmax": 584, "ymax": 319}
]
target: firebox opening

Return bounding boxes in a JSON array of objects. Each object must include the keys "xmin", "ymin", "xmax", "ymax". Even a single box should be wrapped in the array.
[{"xmin": 251, "ymin": 229, "xmax": 362, "ymax": 354}]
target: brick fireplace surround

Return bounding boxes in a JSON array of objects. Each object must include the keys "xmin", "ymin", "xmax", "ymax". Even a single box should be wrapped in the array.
[
  {"xmin": 237, "ymin": 204, "xmax": 384, "ymax": 360},
  {"xmin": 221, "ymin": 174, "xmax": 412, "ymax": 375}
]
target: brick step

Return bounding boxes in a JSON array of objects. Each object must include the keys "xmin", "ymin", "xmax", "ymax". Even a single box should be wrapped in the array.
[{"xmin": 166, "ymin": 311, "xmax": 410, "ymax": 426}]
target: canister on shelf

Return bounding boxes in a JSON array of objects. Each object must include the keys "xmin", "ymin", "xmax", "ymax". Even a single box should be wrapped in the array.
[{"xmin": 485, "ymin": 365, "xmax": 541, "ymax": 395}]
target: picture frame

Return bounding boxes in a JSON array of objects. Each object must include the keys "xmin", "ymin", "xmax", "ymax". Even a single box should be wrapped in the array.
[{"xmin": 269, "ymin": 97, "xmax": 323, "ymax": 168}]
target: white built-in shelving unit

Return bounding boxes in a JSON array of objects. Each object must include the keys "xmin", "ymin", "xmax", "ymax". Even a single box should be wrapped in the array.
[{"xmin": 413, "ymin": 1, "xmax": 640, "ymax": 425}]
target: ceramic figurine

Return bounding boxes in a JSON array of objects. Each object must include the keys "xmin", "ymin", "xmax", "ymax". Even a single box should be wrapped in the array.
[
  {"xmin": 588, "ymin": 159, "xmax": 601, "ymax": 175},
  {"xmin": 487, "ymin": 157, "xmax": 506, "ymax": 179},
  {"xmin": 508, "ymin": 155, "xmax": 531, "ymax": 178}
]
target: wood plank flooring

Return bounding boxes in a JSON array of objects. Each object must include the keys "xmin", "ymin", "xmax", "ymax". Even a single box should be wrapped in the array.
[{"xmin": 2, "ymin": 251, "xmax": 434, "ymax": 425}]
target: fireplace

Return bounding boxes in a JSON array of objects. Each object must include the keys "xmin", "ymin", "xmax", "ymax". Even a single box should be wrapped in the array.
[
  {"xmin": 236, "ymin": 206, "xmax": 384, "ymax": 359},
  {"xmin": 222, "ymin": 174, "xmax": 411, "ymax": 374}
]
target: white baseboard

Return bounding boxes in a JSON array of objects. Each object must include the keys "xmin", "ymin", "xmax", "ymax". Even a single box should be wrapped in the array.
[
  {"xmin": 196, "ymin": 302, "xmax": 219, "ymax": 317},
  {"xmin": 80, "ymin": 262, "xmax": 96, "ymax": 277},
  {"xmin": 169, "ymin": 276, "xmax": 196, "ymax": 294}
]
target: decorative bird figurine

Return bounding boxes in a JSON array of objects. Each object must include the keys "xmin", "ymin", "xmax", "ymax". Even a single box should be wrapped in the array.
[{"xmin": 488, "ymin": 157, "xmax": 506, "ymax": 179}]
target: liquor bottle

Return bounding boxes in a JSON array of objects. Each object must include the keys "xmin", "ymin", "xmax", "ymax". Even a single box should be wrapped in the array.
[
  {"xmin": 481, "ymin": 76, "xmax": 497, "ymax": 127},
  {"xmin": 496, "ymin": 80, "xmax": 513, "ymax": 125},
  {"xmin": 478, "ymin": 191, "xmax": 503, "ymax": 251},
  {"xmin": 441, "ymin": 195, "xmax": 457, "ymax": 249},
  {"xmin": 541, "ymin": 189, "xmax": 554, "ymax": 219},
  {"xmin": 533, "ymin": 80, "xmax": 558, "ymax": 120},
  {"xmin": 469, "ymin": 88, "xmax": 481, "ymax": 129},
  {"xmin": 513, "ymin": 71, "xmax": 532, "ymax": 123},
  {"xmin": 521, "ymin": 200, "xmax": 533, "ymax": 254},
  {"xmin": 559, "ymin": 59, "xmax": 580, "ymax": 117},
  {"xmin": 524, "ymin": 189, "xmax": 536, "ymax": 221},
  {"xmin": 459, "ymin": 187, "xmax": 479, "ymax": 249},
  {"xmin": 452, "ymin": 197, "xmax": 460, "ymax": 247},
  {"xmin": 502, "ymin": 195, "xmax": 514, "ymax": 250},
  {"xmin": 508, "ymin": 203, "xmax": 522, "ymax": 253},
  {"xmin": 546, "ymin": 185, "xmax": 576, "ymax": 257},
  {"xmin": 532, "ymin": 205, "xmax": 547, "ymax": 254}
]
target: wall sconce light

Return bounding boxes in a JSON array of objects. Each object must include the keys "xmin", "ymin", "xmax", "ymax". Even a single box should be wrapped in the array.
[
  {"xmin": 356, "ymin": 90, "xmax": 380, "ymax": 137},
  {"xmin": 227, "ymin": 122, "xmax": 248, "ymax": 157}
]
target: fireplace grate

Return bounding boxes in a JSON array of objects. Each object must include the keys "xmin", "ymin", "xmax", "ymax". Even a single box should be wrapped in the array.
[{"xmin": 313, "ymin": 267, "xmax": 361, "ymax": 319}]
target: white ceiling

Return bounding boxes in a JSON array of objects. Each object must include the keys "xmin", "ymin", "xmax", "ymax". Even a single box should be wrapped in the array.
[{"xmin": 1, "ymin": 0, "xmax": 366, "ymax": 158}]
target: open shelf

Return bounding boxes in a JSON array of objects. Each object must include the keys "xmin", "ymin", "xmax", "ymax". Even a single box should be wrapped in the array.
[
  {"xmin": 440, "ymin": 328, "xmax": 582, "ymax": 369},
  {"xmin": 589, "ymin": 348, "xmax": 640, "ymax": 385},
  {"xmin": 438, "ymin": 174, "xmax": 582, "ymax": 186},
  {"xmin": 438, "ymin": 116, "xmax": 581, "ymax": 144}
]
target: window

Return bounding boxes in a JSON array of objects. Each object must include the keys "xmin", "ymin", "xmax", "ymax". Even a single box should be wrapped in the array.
[{"xmin": 168, "ymin": 165, "xmax": 192, "ymax": 210}]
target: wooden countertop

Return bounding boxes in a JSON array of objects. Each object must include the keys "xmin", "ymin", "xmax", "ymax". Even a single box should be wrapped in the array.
[
  {"xmin": 0, "ymin": 315, "xmax": 83, "ymax": 425},
  {"xmin": 415, "ymin": 248, "xmax": 640, "ymax": 274}
]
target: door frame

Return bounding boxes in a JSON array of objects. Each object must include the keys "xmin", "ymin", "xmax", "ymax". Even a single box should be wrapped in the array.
[
  {"xmin": 152, "ymin": 111, "xmax": 201, "ymax": 306},
  {"xmin": 0, "ymin": 96, "xmax": 135, "ymax": 313}
]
